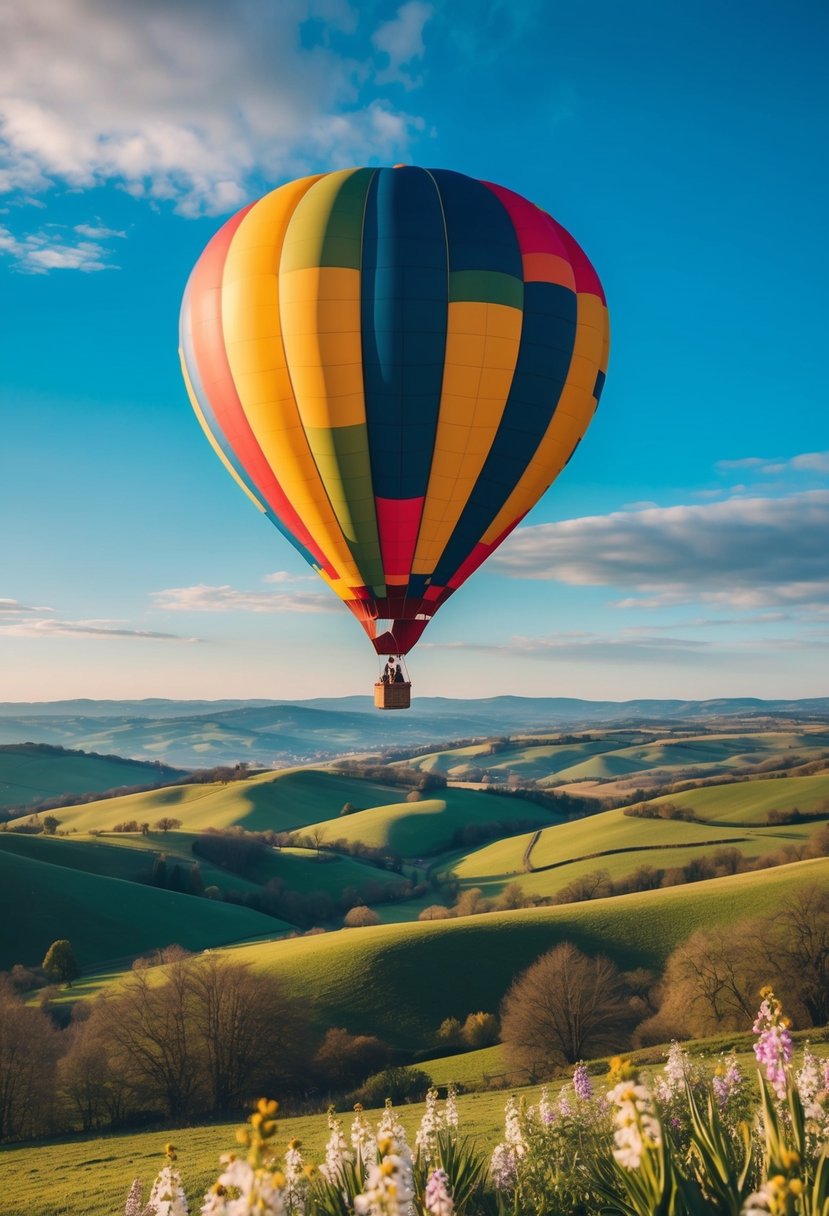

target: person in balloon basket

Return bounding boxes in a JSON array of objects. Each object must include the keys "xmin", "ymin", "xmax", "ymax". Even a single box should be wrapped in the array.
[{"xmin": 381, "ymin": 657, "xmax": 396, "ymax": 683}]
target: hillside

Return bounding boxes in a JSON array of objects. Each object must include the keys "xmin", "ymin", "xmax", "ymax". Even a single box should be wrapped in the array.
[
  {"xmin": 0, "ymin": 742, "xmax": 185, "ymax": 813},
  {"xmin": 1, "ymin": 697, "xmax": 828, "ymax": 767},
  {"xmin": 59, "ymin": 856, "xmax": 829, "ymax": 1049},
  {"xmin": 0, "ymin": 847, "xmax": 285, "ymax": 970}
]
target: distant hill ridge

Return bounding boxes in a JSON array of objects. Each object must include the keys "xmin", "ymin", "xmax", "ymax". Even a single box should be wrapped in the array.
[{"xmin": 0, "ymin": 696, "xmax": 826, "ymax": 768}]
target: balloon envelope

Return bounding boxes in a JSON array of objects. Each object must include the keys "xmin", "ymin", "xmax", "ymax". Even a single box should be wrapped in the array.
[{"xmin": 179, "ymin": 166, "xmax": 609, "ymax": 654}]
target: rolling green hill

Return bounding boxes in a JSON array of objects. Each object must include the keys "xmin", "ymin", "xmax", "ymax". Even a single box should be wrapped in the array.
[
  {"xmin": 124, "ymin": 856, "xmax": 829, "ymax": 1048},
  {"xmin": 650, "ymin": 773, "xmax": 829, "ymax": 823},
  {"xmin": 7, "ymin": 768, "xmax": 416, "ymax": 836},
  {"xmin": 398, "ymin": 728, "xmax": 829, "ymax": 793},
  {"xmin": 296, "ymin": 786, "xmax": 555, "ymax": 857},
  {"xmin": 0, "ymin": 848, "xmax": 287, "ymax": 970},
  {"xmin": 0, "ymin": 742, "xmax": 185, "ymax": 812}
]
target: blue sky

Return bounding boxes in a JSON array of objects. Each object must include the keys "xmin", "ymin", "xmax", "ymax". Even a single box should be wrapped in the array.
[{"xmin": 1, "ymin": 0, "xmax": 827, "ymax": 702}]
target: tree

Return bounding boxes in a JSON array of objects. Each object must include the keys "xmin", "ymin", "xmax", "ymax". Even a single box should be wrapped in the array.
[
  {"xmin": 462, "ymin": 1010, "xmax": 499, "ymax": 1048},
  {"xmin": 436, "ymin": 1017, "xmax": 463, "ymax": 1047},
  {"xmin": 42, "ymin": 815, "xmax": 60, "ymax": 835},
  {"xmin": 343, "ymin": 905, "xmax": 380, "ymax": 928},
  {"xmin": 419, "ymin": 905, "xmax": 452, "ymax": 921},
  {"xmin": 453, "ymin": 887, "xmax": 488, "ymax": 917},
  {"xmin": 500, "ymin": 942, "xmax": 635, "ymax": 1077},
  {"xmin": 186, "ymin": 955, "xmax": 310, "ymax": 1114},
  {"xmin": 42, "ymin": 939, "xmax": 79, "ymax": 987},
  {"xmin": 313, "ymin": 1027, "xmax": 392, "ymax": 1088},
  {"xmin": 88, "ymin": 958, "xmax": 205, "ymax": 1121},
  {"xmin": 153, "ymin": 817, "xmax": 182, "ymax": 833},
  {"xmin": 642, "ymin": 891, "xmax": 829, "ymax": 1042},
  {"xmin": 642, "ymin": 922, "xmax": 759, "ymax": 1040},
  {"xmin": 0, "ymin": 982, "xmax": 60, "ymax": 1140}
]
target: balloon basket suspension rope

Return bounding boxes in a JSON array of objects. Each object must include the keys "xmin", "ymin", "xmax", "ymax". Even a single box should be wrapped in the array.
[{"xmin": 374, "ymin": 646, "xmax": 412, "ymax": 710}]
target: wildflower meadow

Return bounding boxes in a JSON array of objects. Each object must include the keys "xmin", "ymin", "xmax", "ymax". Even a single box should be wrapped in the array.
[{"xmin": 119, "ymin": 989, "xmax": 829, "ymax": 1216}]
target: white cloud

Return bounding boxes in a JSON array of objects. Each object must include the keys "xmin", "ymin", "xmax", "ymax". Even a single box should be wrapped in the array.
[
  {"xmin": 428, "ymin": 631, "xmax": 711, "ymax": 666},
  {"xmin": 0, "ymin": 0, "xmax": 428, "ymax": 217},
  {"xmin": 493, "ymin": 490, "xmax": 829, "ymax": 610},
  {"xmin": 262, "ymin": 570, "xmax": 315, "ymax": 585},
  {"xmin": 74, "ymin": 222, "xmax": 126, "ymax": 239},
  {"xmin": 153, "ymin": 583, "xmax": 337, "ymax": 614},
  {"xmin": 0, "ymin": 222, "xmax": 119, "ymax": 272},
  {"xmin": 716, "ymin": 450, "xmax": 829, "ymax": 477},
  {"xmin": 0, "ymin": 617, "xmax": 198, "ymax": 641},
  {"xmin": 0, "ymin": 597, "xmax": 54, "ymax": 613},
  {"xmin": 372, "ymin": 2, "xmax": 433, "ymax": 87}
]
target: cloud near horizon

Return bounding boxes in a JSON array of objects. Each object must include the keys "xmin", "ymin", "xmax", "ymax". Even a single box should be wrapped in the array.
[
  {"xmin": 0, "ymin": 0, "xmax": 430, "ymax": 220},
  {"xmin": 494, "ymin": 490, "xmax": 829, "ymax": 610},
  {"xmin": 153, "ymin": 583, "xmax": 338, "ymax": 614},
  {"xmin": 0, "ymin": 617, "xmax": 199, "ymax": 642}
]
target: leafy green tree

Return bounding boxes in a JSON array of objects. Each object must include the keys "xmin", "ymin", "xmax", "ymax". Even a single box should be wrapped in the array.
[
  {"xmin": 42, "ymin": 815, "xmax": 60, "ymax": 835},
  {"xmin": 41, "ymin": 939, "xmax": 79, "ymax": 986}
]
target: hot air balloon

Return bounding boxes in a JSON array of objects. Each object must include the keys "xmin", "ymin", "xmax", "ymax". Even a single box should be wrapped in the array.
[{"xmin": 179, "ymin": 166, "xmax": 609, "ymax": 709}]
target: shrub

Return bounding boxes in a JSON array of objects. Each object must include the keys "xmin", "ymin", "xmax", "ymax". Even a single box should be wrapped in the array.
[
  {"xmin": 343, "ymin": 905, "xmax": 380, "ymax": 928},
  {"xmin": 353, "ymin": 1065, "xmax": 432, "ymax": 1106}
]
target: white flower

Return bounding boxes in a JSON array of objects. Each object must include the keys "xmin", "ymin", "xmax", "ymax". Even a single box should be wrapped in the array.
[
  {"xmin": 415, "ymin": 1089, "xmax": 444, "ymax": 1165},
  {"xmin": 608, "ymin": 1081, "xmax": 662, "ymax": 1171},
  {"xmin": 201, "ymin": 1155, "xmax": 285, "ymax": 1216},
  {"xmin": 796, "ymin": 1047, "xmax": 824, "ymax": 1121},
  {"xmin": 351, "ymin": 1107, "xmax": 377, "ymax": 1167},
  {"xmin": 354, "ymin": 1142, "xmax": 413, "ymax": 1216},
  {"xmin": 149, "ymin": 1165, "xmax": 189, "ymax": 1216},
  {"xmin": 319, "ymin": 1111, "xmax": 354, "ymax": 1185},
  {"xmin": 444, "ymin": 1084, "xmax": 459, "ymax": 1132}
]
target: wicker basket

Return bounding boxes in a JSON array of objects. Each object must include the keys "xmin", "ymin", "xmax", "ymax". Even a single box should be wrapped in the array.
[{"xmin": 374, "ymin": 681, "xmax": 412, "ymax": 710}]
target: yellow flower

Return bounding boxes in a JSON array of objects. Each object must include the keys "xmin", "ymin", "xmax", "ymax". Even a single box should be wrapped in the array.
[
  {"xmin": 377, "ymin": 1136, "xmax": 393, "ymax": 1157},
  {"xmin": 780, "ymin": 1149, "xmax": 800, "ymax": 1170},
  {"xmin": 272, "ymin": 1170, "xmax": 286, "ymax": 1188},
  {"xmin": 236, "ymin": 1129, "xmax": 251, "ymax": 1146},
  {"xmin": 288, "ymin": 1138, "xmax": 301, "ymax": 1150},
  {"xmin": 607, "ymin": 1056, "xmax": 637, "ymax": 1083}
]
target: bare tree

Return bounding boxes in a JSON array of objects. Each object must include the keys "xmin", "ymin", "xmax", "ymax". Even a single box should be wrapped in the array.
[
  {"xmin": 0, "ymin": 982, "xmax": 60, "ymax": 1140},
  {"xmin": 89, "ymin": 959, "xmax": 205, "ymax": 1121},
  {"xmin": 638, "ymin": 922, "xmax": 759, "ymax": 1042},
  {"xmin": 500, "ymin": 941, "xmax": 635, "ymax": 1077},
  {"xmin": 186, "ymin": 955, "xmax": 306, "ymax": 1114}
]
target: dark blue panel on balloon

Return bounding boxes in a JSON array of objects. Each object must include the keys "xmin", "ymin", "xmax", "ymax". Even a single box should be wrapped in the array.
[
  {"xmin": 361, "ymin": 167, "xmax": 447, "ymax": 500},
  {"xmin": 432, "ymin": 281, "xmax": 578, "ymax": 585},
  {"xmin": 429, "ymin": 169, "xmax": 523, "ymax": 279}
]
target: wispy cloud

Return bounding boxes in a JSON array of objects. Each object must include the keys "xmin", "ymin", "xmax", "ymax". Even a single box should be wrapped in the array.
[
  {"xmin": 0, "ymin": 597, "xmax": 54, "ymax": 613},
  {"xmin": 428, "ymin": 631, "xmax": 711, "ymax": 666},
  {"xmin": 0, "ymin": 223, "xmax": 120, "ymax": 273},
  {"xmin": 0, "ymin": 617, "xmax": 199, "ymax": 641},
  {"xmin": 716, "ymin": 451, "xmax": 829, "ymax": 476},
  {"xmin": 494, "ymin": 490, "xmax": 829, "ymax": 610},
  {"xmin": 0, "ymin": 0, "xmax": 428, "ymax": 218},
  {"xmin": 372, "ymin": 2, "xmax": 433, "ymax": 87},
  {"xmin": 152, "ymin": 583, "xmax": 337, "ymax": 614}
]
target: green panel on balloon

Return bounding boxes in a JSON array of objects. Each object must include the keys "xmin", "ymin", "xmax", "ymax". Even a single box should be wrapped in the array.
[
  {"xmin": 306, "ymin": 424, "xmax": 385, "ymax": 592},
  {"xmin": 449, "ymin": 270, "xmax": 524, "ymax": 309}
]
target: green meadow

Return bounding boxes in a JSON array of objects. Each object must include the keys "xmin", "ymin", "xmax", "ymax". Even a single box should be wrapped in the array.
[{"xmin": 0, "ymin": 743, "xmax": 184, "ymax": 812}]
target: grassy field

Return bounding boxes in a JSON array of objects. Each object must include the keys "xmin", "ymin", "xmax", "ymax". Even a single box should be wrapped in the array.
[
  {"xmin": 0, "ymin": 847, "xmax": 288, "ymax": 971},
  {"xmin": 650, "ymin": 773, "xmax": 829, "ymax": 822},
  {"xmin": 56, "ymin": 856, "xmax": 829, "ymax": 1047},
  {"xmin": 7, "ymin": 768, "xmax": 415, "ymax": 836},
  {"xmin": 0, "ymin": 744, "xmax": 184, "ymax": 812},
  {"xmin": 296, "ymin": 786, "xmax": 557, "ymax": 858},
  {"xmin": 399, "ymin": 728, "xmax": 829, "ymax": 789},
  {"xmin": 5, "ymin": 1028, "xmax": 829, "ymax": 1216}
]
